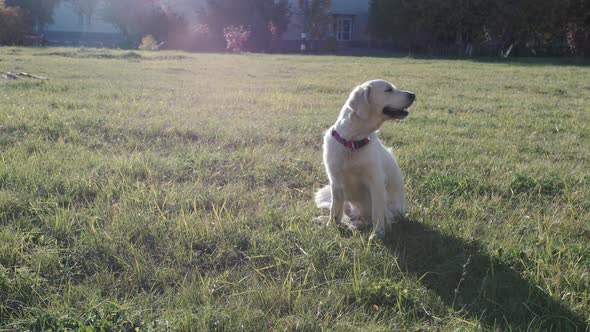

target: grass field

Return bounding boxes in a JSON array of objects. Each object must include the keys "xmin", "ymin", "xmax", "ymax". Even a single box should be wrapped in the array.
[{"xmin": 1, "ymin": 47, "xmax": 589, "ymax": 331}]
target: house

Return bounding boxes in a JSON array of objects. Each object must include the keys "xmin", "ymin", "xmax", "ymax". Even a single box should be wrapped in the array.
[
  {"xmin": 45, "ymin": 1, "xmax": 122, "ymax": 47},
  {"xmin": 45, "ymin": 0, "xmax": 370, "ymax": 50},
  {"xmin": 283, "ymin": 0, "xmax": 370, "ymax": 51}
]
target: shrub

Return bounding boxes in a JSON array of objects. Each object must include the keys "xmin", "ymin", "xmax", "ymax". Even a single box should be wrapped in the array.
[
  {"xmin": 199, "ymin": 0, "xmax": 290, "ymax": 52},
  {"xmin": 268, "ymin": 21, "xmax": 282, "ymax": 52},
  {"xmin": 138, "ymin": 34, "xmax": 159, "ymax": 50},
  {"xmin": 223, "ymin": 25, "xmax": 251, "ymax": 53},
  {"xmin": 567, "ymin": 28, "xmax": 577, "ymax": 55}
]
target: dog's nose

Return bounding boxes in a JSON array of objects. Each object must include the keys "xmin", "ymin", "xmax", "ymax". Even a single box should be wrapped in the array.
[{"xmin": 407, "ymin": 93, "xmax": 416, "ymax": 103}]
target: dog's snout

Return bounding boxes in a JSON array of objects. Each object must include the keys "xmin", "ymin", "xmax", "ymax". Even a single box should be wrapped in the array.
[{"xmin": 407, "ymin": 92, "xmax": 416, "ymax": 103}]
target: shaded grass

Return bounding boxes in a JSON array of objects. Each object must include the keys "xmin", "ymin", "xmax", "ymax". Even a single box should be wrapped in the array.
[{"xmin": 0, "ymin": 47, "xmax": 589, "ymax": 330}]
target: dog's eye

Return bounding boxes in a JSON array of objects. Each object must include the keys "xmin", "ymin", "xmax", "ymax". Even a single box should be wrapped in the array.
[{"xmin": 385, "ymin": 87, "xmax": 394, "ymax": 92}]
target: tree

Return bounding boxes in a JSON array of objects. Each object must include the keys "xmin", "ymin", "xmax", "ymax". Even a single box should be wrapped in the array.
[
  {"xmin": 198, "ymin": 0, "xmax": 291, "ymax": 51},
  {"xmin": 66, "ymin": 0, "xmax": 98, "ymax": 23},
  {"xmin": 477, "ymin": 0, "xmax": 573, "ymax": 56},
  {"xmin": 5, "ymin": 0, "xmax": 61, "ymax": 33},
  {"xmin": 102, "ymin": 0, "xmax": 189, "ymax": 49},
  {"xmin": 0, "ymin": 0, "xmax": 33, "ymax": 45},
  {"xmin": 102, "ymin": 0, "xmax": 143, "ymax": 37},
  {"xmin": 268, "ymin": 20, "xmax": 282, "ymax": 52},
  {"xmin": 144, "ymin": 5, "xmax": 188, "ymax": 49},
  {"xmin": 298, "ymin": 0, "xmax": 332, "ymax": 40},
  {"xmin": 565, "ymin": 0, "xmax": 590, "ymax": 56},
  {"xmin": 369, "ymin": 0, "xmax": 423, "ymax": 51},
  {"xmin": 369, "ymin": 0, "xmax": 587, "ymax": 57}
]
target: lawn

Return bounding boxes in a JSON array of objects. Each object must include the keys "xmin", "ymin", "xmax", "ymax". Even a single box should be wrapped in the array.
[{"xmin": 1, "ymin": 47, "xmax": 589, "ymax": 331}]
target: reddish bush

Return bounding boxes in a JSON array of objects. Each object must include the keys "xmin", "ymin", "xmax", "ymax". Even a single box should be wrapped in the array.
[
  {"xmin": 223, "ymin": 25, "xmax": 251, "ymax": 53},
  {"xmin": 199, "ymin": 0, "xmax": 290, "ymax": 52},
  {"xmin": 567, "ymin": 28, "xmax": 577, "ymax": 55}
]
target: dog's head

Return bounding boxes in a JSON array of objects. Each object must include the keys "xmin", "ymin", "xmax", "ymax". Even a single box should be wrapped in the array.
[{"xmin": 347, "ymin": 79, "xmax": 416, "ymax": 121}]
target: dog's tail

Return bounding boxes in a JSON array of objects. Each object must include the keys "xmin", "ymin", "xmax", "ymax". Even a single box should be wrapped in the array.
[{"xmin": 315, "ymin": 185, "xmax": 332, "ymax": 209}]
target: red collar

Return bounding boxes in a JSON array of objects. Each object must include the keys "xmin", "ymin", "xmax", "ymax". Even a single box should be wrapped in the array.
[{"xmin": 331, "ymin": 129, "xmax": 371, "ymax": 150}]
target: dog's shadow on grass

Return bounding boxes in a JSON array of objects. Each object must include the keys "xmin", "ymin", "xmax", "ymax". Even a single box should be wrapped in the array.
[{"xmin": 382, "ymin": 220, "xmax": 587, "ymax": 331}]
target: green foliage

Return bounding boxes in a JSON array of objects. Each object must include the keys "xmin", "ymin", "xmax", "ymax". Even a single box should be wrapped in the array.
[
  {"xmin": 0, "ymin": 2, "xmax": 32, "ymax": 45},
  {"xmin": 66, "ymin": 0, "xmax": 97, "ymax": 17},
  {"xmin": 369, "ymin": 0, "xmax": 590, "ymax": 56},
  {"xmin": 369, "ymin": 0, "xmax": 416, "ymax": 48},
  {"xmin": 567, "ymin": 0, "xmax": 590, "ymax": 55},
  {"xmin": 65, "ymin": 0, "xmax": 98, "ymax": 30},
  {"xmin": 101, "ymin": 0, "xmax": 135, "ymax": 36},
  {"xmin": 298, "ymin": 0, "xmax": 332, "ymax": 40},
  {"xmin": 102, "ymin": 0, "xmax": 187, "ymax": 49},
  {"xmin": 5, "ymin": 0, "xmax": 61, "ymax": 32}
]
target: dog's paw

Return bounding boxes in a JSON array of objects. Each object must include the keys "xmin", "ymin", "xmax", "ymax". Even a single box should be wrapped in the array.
[{"xmin": 313, "ymin": 216, "xmax": 330, "ymax": 225}]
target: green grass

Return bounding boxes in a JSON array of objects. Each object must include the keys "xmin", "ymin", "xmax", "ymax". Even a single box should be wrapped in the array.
[{"xmin": 1, "ymin": 47, "xmax": 589, "ymax": 331}]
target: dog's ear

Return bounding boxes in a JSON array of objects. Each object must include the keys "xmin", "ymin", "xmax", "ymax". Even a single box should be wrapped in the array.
[{"xmin": 348, "ymin": 84, "xmax": 371, "ymax": 119}]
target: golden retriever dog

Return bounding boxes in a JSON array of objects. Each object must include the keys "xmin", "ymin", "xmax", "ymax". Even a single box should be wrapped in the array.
[{"xmin": 315, "ymin": 79, "xmax": 416, "ymax": 237}]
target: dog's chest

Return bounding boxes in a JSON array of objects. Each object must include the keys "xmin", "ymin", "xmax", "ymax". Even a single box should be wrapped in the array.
[{"xmin": 327, "ymin": 146, "xmax": 375, "ymax": 176}]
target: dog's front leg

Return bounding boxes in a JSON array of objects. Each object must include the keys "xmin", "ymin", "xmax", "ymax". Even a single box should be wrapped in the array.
[
  {"xmin": 329, "ymin": 186, "xmax": 344, "ymax": 225},
  {"xmin": 368, "ymin": 176, "xmax": 387, "ymax": 237}
]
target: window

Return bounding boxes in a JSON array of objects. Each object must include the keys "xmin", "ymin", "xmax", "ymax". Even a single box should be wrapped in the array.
[{"xmin": 335, "ymin": 16, "xmax": 353, "ymax": 41}]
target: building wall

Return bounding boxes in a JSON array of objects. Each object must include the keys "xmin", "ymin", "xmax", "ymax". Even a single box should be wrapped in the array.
[{"xmin": 47, "ymin": 1, "xmax": 118, "ymax": 34}]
